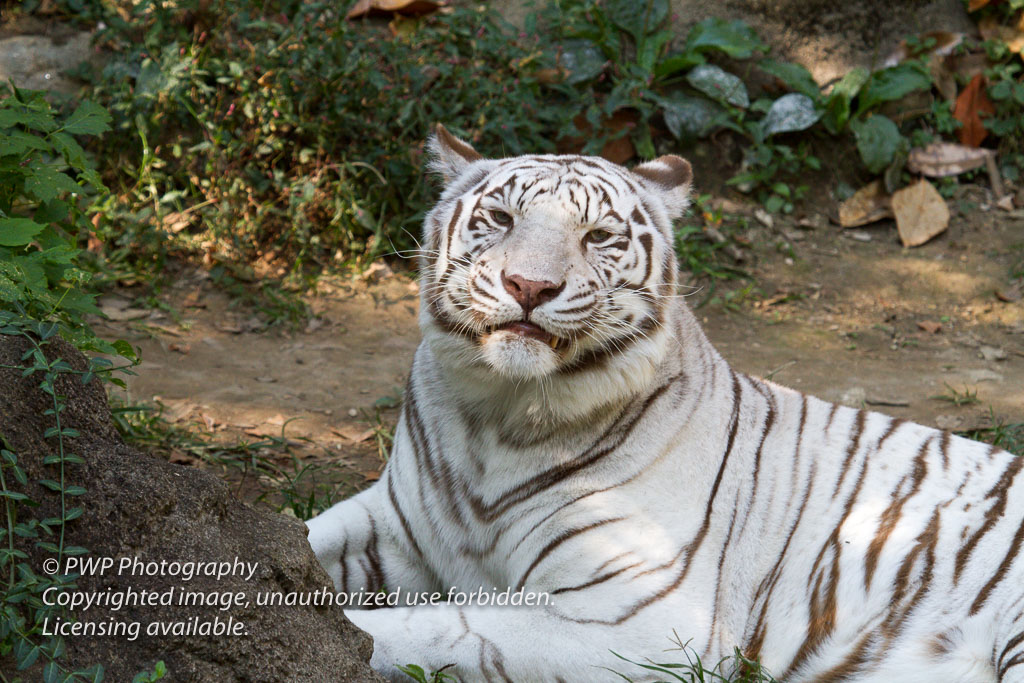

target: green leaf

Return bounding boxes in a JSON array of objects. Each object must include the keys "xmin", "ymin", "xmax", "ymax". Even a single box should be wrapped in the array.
[
  {"xmin": 0, "ymin": 106, "xmax": 56, "ymax": 133},
  {"xmin": 659, "ymin": 93, "xmax": 725, "ymax": 139},
  {"xmin": 856, "ymin": 63, "xmax": 932, "ymax": 115},
  {"xmin": 559, "ymin": 39, "xmax": 606, "ymax": 85},
  {"xmin": 761, "ymin": 94, "xmax": 821, "ymax": 136},
  {"xmin": 822, "ymin": 67, "xmax": 870, "ymax": 133},
  {"xmin": 686, "ymin": 64, "xmax": 749, "ymax": 108},
  {"xmin": 685, "ymin": 18, "xmax": 766, "ymax": 59},
  {"xmin": 0, "ymin": 129, "xmax": 50, "ymax": 156},
  {"xmin": 24, "ymin": 164, "xmax": 82, "ymax": 202},
  {"xmin": 62, "ymin": 101, "xmax": 112, "ymax": 136},
  {"xmin": 851, "ymin": 114, "xmax": 904, "ymax": 174},
  {"xmin": 653, "ymin": 50, "xmax": 705, "ymax": 78},
  {"xmin": 758, "ymin": 59, "xmax": 820, "ymax": 99},
  {"xmin": 604, "ymin": 0, "xmax": 670, "ymax": 42},
  {"xmin": 0, "ymin": 218, "xmax": 46, "ymax": 246}
]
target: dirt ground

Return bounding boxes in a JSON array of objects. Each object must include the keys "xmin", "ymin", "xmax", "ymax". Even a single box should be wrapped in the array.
[{"xmin": 96, "ymin": 184, "xmax": 1024, "ymax": 504}]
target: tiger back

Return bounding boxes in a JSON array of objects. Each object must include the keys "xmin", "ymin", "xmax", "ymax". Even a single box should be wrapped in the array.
[{"xmin": 306, "ymin": 126, "xmax": 1024, "ymax": 683}]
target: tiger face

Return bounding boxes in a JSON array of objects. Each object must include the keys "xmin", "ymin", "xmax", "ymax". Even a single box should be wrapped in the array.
[{"xmin": 421, "ymin": 125, "xmax": 693, "ymax": 384}]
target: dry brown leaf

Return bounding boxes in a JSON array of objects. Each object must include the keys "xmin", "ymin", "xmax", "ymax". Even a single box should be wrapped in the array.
[
  {"xmin": 361, "ymin": 470, "xmax": 382, "ymax": 482},
  {"xmin": 968, "ymin": 0, "xmax": 991, "ymax": 10},
  {"xmin": 168, "ymin": 342, "xmax": 191, "ymax": 354},
  {"xmin": 559, "ymin": 110, "xmax": 638, "ymax": 164},
  {"xmin": 168, "ymin": 450, "xmax": 201, "ymax": 466},
  {"xmin": 346, "ymin": 0, "xmax": 442, "ymax": 20},
  {"xmin": 979, "ymin": 15, "xmax": 1024, "ymax": 53},
  {"xmin": 996, "ymin": 281, "xmax": 1023, "ymax": 302},
  {"xmin": 954, "ymin": 74, "xmax": 995, "ymax": 147},
  {"xmin": 917, "ymin": 320, "xmax": 943, "ymax": 334},
  {"xmin": 838, "ymin": 180, "xmax": 894, "ymax": 228},
  {"xmin": 892, "ymin": 179, "xmax": 950, "ymax": 247},
  {"xmin": 906, "ymin": 142, "xmax": 994, "ymax": 177},
  {"xmin": 884, "ymin": 31, "xmax": 963, "ymax": 67}
]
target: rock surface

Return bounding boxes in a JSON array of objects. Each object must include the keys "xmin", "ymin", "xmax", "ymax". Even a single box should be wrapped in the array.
[
  {"xmin": 0, "ymin": 334, "xmax": 383, "ymax": 682},
  {"xmin": 0, "ymin": 30, "xmax": 94, "ymax": 93}
]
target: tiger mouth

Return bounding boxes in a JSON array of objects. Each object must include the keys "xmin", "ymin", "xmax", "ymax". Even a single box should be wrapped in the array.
[{"xmin": 488, "ymin": 321, "xmax": 565, "ymax": 350}]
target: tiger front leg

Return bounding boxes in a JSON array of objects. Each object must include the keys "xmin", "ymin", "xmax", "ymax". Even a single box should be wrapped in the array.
[
  {"xmin": 346, "ymin": 603, "xmax": 655, "ymax": 682},
  {"xmin": 305, "ymin": 484, "xmax": 434, "ymax": 598}
]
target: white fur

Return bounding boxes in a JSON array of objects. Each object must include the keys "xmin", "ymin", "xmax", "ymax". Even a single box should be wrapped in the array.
[{"xmin": 307, "ymin": 135, "xmax": 1024, "ymax": 682}]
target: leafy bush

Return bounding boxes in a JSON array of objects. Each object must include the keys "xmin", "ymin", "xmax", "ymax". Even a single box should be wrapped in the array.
[
  {"xmin": 85, "ymin": 0, "xmax": 581, "ymax": 278},
  {"xmin": 0, "ymin": 83, "xmax": 134, "ymax": 362},
  {"xmin": 0, "ymin": 85, "xmax": 130, "ymax": 682}
]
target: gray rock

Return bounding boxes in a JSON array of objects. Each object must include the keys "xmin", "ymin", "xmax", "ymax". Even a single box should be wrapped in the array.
[
  {"xmin": 0, "ymin": 31, "xmax": 93, "ymax": 93},
  {"xmin": 0, "ymin": 334, "xmax": 383, "ymax": 682}
]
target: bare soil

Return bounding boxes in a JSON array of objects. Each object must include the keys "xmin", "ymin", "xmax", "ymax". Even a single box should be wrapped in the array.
[{"xmin": 97, "ymin": 185, "xmax": 1024, "ymax": 502}]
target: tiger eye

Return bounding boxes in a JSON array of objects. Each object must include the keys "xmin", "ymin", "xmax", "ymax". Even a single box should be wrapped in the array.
[
  {"xmin": 586, "ymin": 228, "xmax": 613, "ymax": 243},
  {"xmin": 489, "ymin": 209, "xmax": 513, "ymax": 227}
]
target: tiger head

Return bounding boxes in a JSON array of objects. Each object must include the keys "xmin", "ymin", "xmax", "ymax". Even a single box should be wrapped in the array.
[{"xmin": 419, "ymin": 125, "xmax": 693, "ymax": 422}]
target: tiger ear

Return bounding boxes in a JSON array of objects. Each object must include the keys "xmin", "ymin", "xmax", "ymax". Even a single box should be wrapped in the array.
[
  {"xmin": 428, "ymin": 124, "xmax": 483, "ymax": 182},
  {"xmin": 631, "ymin": 155, "xmax": 693, "ymax": 219}
]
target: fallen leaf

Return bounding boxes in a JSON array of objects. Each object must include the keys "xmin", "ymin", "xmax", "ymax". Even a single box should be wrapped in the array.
[
  {"xmin": 101, "ymin": 305, "xmax": 150, "ymax": 321},
  {"xmin": 884, "ymin": 31, "xmax": 964, "ymax": 67},
  {"xmin": 917, "ymin": 320, "xmax": 943, "ymax": 334},
  {"xmin": 331, "ymin": 426, "xmax": 376, "ymax": 443},
  {"xmin": 979, "ymin": 15, "xmax": 1024, "ymax": 53},
  {"xmin": 838, "ymin": 180, "xmax": 894, "ymax": 227},
  {"xmin": 892, "ymin": 179, "xmax": 950, "ymax": 247},
  {"xmin": 559, "ymin": 110, "xmax": 638, "ymax": 164},
  {"xmin": 968, "ymin": 0, "xmax": 991, "ymax": 10},
  {"xmin": 907, "ymin": 142, "xmax": 994, "ymax": 177},
  {"xmin": 345, "ymin": 0, "xmax": 442, "ymax": 20},
  {"xmin": 361, "ymin": 470, "xmax": 382, "ymax": 482},
  {"xmin": 200, "ymin": 413, "xmax": 217, "ymax": 430},
  {"xmin": 954, "ymin": 74, "xmax": 994, "ymax": 147},
  {"xmin": 168, "ymin": 343, "xmax": 191, "ymax": 354},
  {"xmin": 996, "ymin": 281, "xmax": 1022, "ymax": 302},
  {"xmin": 168, "ymin": 450, "xmax": 201, "ymax": 466}
]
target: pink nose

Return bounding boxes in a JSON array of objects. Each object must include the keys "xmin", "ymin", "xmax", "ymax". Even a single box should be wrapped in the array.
[{"xmin": 501, "ymin": 271, "xmax": 565, "ymax": 315}]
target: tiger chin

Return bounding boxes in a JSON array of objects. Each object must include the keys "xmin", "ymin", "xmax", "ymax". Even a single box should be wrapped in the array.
[{"xmin": 306, "ymin": 125, "xmax": 1024, "ymax": 683}]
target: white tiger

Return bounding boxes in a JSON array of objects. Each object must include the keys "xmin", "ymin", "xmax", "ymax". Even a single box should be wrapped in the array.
[{"xmin": 306, "ymin": 125, "xmax": 1024, "ymax": 682}]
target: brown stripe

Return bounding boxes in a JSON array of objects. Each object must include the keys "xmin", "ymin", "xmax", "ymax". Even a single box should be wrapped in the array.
[
  {"xmin": 970, "ymin": 508, "xmax": 1024, "ymax": 615},
  {"xmin": 467, "ymin": 375, "xmax": 682, "ymax": 523},
  {"xmin": 998, "ymin": 631, "xmax": 1024, "ymax": 674},
  {"xmin": 516, "ymin": 517, "xmax": 626, "ymax": 590},
  {"xmin": 387, "ymin": 474, "xmax": 424, "ymax": 559},
  {"xmin": 864, "ymin": 435, "xmax": 934, "ymax": 590},
  {"xmin": 955, "ymin": 456, "xmax": 1024, "ymax": 584},
  {"xmin": 832, "ymin": 409, "xmax": 867, "ymax": 498}
]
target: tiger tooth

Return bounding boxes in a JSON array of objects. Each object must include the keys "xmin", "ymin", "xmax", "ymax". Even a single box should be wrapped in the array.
[{"xmin": 548, "ymin": 336, "xmax": 559, "ymax": 349}]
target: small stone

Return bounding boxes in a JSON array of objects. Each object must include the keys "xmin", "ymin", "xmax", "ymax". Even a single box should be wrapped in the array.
[
  {"xmin": 347, "ymin": 408, "xmax": 358, "ymax": 417},
  {"xmin": 840, "ymin": 387, "xmax": 867, "ymax": 407},
  {"xmin": 979, "ymin": 345, "xmax": 1008, "ymax": 362}
]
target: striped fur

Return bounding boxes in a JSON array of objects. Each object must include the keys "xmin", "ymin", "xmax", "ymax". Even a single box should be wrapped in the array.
[{"xmin": 307, "ymin": 128, "xmax": 1024, "ymax": 682}]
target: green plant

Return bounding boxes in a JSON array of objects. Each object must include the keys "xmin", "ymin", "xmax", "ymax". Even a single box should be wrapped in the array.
[
  {"xmin": 959, "ymin": 409, "xmax": 1024, "ymax": 457},
  {"xmin": 931, "ymin": 382, "xmax": 980, "ymax": 407},
  {"xmin": 0, "ymin": 83, "xmax": 135, "ymax": 361},
  {"xmin": 610, "ymin": 636, "xmax": 776, "ymax": 682},
  {"xmin": 0, "ymin": 315, "xmax": 107, "ymax": 682},
  {"xmin": 398, "ymin": 663, "xmax": 458, "ymax": 683},
  {"xmin": 0, "ymin": 90, "xmax": 139, "ymax": 678},
  {"xmin": 83, "ymin": 0, "xmax": 580, "ymax": 290},
  {"xmin": 131, "ymin": 659, "xmax": 167, "ymax": 682}
]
